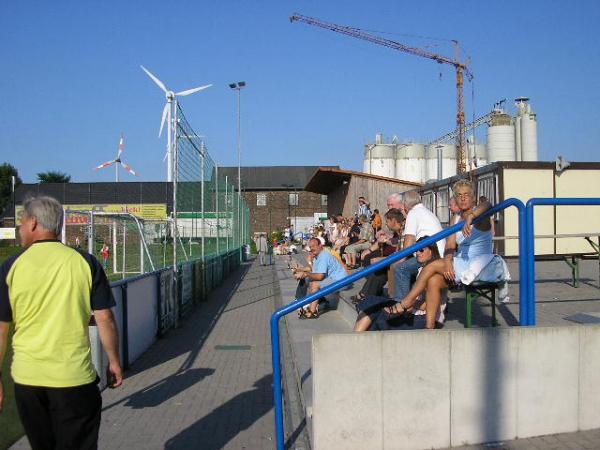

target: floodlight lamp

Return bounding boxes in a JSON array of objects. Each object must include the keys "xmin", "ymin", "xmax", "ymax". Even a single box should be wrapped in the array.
[
  {"xmin": 238, "ymin": 81, "xmax": 246, "ymax": 87},
  {"xmin": 229, "ymin": 83, "xmax": 237, "ymax": 89}
]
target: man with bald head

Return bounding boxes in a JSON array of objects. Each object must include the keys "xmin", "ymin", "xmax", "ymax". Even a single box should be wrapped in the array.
[{"xmin": 293, "ymin": 237, "xmax": 347, "ymax": 318}]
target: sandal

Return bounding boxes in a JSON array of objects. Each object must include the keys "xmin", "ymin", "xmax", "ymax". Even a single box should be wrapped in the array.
[
  {"xmin": 301, "ymin": 310, "xmax": 319, "ymax": 319},
  {"xmin": 385, "ymin": 303, "xmax": 405, "ymax": 320},
  {"xmin": 297, "ymin": 308, "xmax": 306, "ymax": 319},
  {"xmin": 351, "ymin": 294, "xmax": 366, "ymax": 304}
]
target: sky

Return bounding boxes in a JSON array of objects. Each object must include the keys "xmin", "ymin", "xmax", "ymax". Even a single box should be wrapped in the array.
[{"xmin": 1, "ymin": 0, "xmax": 600, "ymax": 183}]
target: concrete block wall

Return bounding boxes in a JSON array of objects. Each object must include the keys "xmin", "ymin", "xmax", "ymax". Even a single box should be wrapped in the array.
[{"xmin": 312, "ymin": 325, "xmax": 600, "ymax": 449}]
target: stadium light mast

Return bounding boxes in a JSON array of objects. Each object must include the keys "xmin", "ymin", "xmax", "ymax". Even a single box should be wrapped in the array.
[{"xmin": 229, "ymin": 81, "xmax": 246, "ymax": 247}]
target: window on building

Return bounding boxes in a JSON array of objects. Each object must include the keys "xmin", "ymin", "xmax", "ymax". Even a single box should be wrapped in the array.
[
  {"xmin": 321, "ymin": 195, "xmax": 328, "ymax": 206},
  {"xmin": 288, "ymin": 193, "xmax": 299, "ymax": 206},
  {"xmin": 257, "ymin": 193, "xmax": 267, "ymax": 206}
]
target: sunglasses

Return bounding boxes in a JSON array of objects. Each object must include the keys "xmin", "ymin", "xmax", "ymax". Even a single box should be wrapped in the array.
[{"xmin": 416, "ymin": 248, "xmax": 429, "ymax": 253}]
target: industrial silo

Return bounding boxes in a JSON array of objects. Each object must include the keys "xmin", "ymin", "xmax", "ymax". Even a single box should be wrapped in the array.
[
  {"xmin": 487, "ymin": 109, "xmax": 515, "ymax": 162},
  {"xmin": 467, "ymin": 136, "xmax": 488, "ymax": 169},
  {"xmin": 425, "ymin": 144, "xmax": 457, "ymax": 180},
  {"xmin": 396, "ymin": 143, "xmax": 425, "ymax": 183},
  {"xmin": 515, "ymin": 97, "xmax": 538, "ymax": 161},
  {"xmin": 363, "ymin": 142, "xmax": 396, "ymax": 178}
]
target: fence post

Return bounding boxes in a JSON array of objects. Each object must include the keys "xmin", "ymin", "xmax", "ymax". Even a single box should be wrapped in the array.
[
  {"xmin": 201, "ymin": 142, "xmax": 205, "ymax": 261},
  {"xmin": 225, "ymin": 176, "xmax": 229, "ymax": 253},
  {"xmin": 216, "ymin": 164, "xmax": 220, "ymax": 255}
]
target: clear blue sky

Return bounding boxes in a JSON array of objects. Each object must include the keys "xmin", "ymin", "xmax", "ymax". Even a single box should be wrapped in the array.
[{"xmin": 2, "ymin": 1, "xmax": 599, "ymax": 182}]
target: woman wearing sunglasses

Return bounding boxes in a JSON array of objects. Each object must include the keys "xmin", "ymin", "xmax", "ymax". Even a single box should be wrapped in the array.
[{"xmin": 353, "ymin": 235, "xmax": 447, "ymax": 331}]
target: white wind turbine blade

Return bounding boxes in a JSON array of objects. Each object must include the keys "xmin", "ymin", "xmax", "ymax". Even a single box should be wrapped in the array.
[
  {"xmin": 117, "ymin": 134, "xmax": 124, "ymax": 158},
  {"xmin": 159, "ymin": 102, "xmax": 169, "ymax": 137},
  {"xmin": 175, "ymin": 84, "xmax": 212, "ymax": 96},
  {"xmin": 140, "ymin": 65, "xmax": 168, "ymax": 93},
  {"xmin": 95, "ymin": 160, "xmax": 116, "ymax": 170},
  {"xmin": 163, "ymin": 151, "xmax": 168, "ymax": 162},
  {"xmin": 120, "ymin": 161, "xmax": 137, "ymax": 176}
]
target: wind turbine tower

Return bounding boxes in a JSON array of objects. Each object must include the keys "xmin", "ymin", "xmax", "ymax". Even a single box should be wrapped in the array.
[{"xmin": 141, "ymin": 65, "xmax": 212, "ymax": 182}]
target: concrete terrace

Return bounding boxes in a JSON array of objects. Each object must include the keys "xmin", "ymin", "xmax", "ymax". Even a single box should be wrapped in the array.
[{"xmin": 9, "ymin": 255, "xmax": 600, "ymax": 450}]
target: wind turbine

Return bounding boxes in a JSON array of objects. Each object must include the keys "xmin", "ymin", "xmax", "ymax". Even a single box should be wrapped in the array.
[
  {"xmin": 94, "ymin": 134, "xmax": 138, "ymax": 182},
  {"xmin": 140, "ymin": 65, "xmax": 212, "ymax": 182}
]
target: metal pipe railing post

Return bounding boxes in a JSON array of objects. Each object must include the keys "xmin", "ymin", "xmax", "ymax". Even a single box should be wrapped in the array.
[
  {"xmin": 525, "ymin": 197, "xmax": 600, "ymax": 326},
  {"xmin": 270, "ymin": 198, "xmax": 526, "ymax": 450}
]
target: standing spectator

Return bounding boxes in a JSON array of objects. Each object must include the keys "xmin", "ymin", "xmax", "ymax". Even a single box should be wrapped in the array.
[
  {"xmin": 357, "ymin": 196, "xmax": 371, "ymax": 218},
  {"xmin": 75, "ymin": 236, "xmax": 81, "ymax": 249},
  {"xmin": 390, "ymin": 191, "xmax": 445, "ymax": 299},
  {"xmin": 101, "ymin": 243, "xmax": 110, "ymax": 270},
  {"xmin": 255, "ymin": 233, "xmax": 268, "ymax": 266},
  {"xmin": 0, "ymin": 196, "xmax": 122, "ymax": 450},
  {"xmin": 288, "ymin": 223, "xmax": 294, "ymax": 242},
  {"xmin": 293, "ymin": 237, "xmax": 347, "ymax": 318},
  {"xmin": 345, "ymin": 214, "xmax": 374, "ymax": 269},
  {"xmin": 371, "ymin": 209, "xmax": 382, "ymax": 233}
]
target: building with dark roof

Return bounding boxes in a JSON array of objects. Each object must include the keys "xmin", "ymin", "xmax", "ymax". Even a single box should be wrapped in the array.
[{"xmin": 219, "ymin": 166, "xmax": 338, "ymax": 237}]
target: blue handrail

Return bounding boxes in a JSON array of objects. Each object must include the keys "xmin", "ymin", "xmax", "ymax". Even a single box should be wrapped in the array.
[
  {"xmin": 525, "ymin": 197, "xmax": 600, "ymax": 326},
  {"xmin": 270, "ymin": 198, "xmax": 527, "ymax": 450}
]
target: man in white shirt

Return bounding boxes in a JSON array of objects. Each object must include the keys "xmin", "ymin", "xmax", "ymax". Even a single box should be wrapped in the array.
[{"xmin": 390, "ymin": 191, "xmax": 445, "ymax": 299}]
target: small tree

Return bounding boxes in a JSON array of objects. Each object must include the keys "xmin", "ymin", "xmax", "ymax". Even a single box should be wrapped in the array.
[
  {"xmin": 0, "ymin": 163, "xmax": 22, "ymax": 215},
  {"xmin": 37, "ymin": 171, "xmax": 71, "ymax": 183}
]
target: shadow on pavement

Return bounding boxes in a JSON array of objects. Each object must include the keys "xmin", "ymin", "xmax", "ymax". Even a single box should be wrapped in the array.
[
  {"xmin": 164, "ymin": 374, "xmax": 274, "ymax": 450},
  {"xmin": 123, "ymin": 368, "xmax": 216, "ymax": 409}
]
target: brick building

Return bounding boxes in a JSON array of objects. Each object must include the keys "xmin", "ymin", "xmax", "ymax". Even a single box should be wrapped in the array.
[{"xmin": 219, "ymin": 166, "xmax": 337, "ymax": 237}]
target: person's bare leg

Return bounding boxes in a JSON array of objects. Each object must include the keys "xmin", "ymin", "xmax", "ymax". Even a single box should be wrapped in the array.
[
  {"xmin": 387, "ymin": 262, "xmax": 398, "ymax": 297},
  {"xmin": 399, "ymin": 259, "xmax": 448, "ymax": 306},
  {"xmin": 308, "ymin": 281, "xmax": 320, "ymax": 314},
  {"xmin": 353, "ymin": 312, "xmax": 373, "ymax": 331},
  {"xmin": 424, "ymin": 274, "xmax": 448, "ymax": 329}
]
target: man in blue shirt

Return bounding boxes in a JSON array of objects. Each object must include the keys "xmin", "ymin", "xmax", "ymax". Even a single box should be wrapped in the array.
[{"xmin": 293, "ymin": 238, "xmax": 347, "ymax": 318}]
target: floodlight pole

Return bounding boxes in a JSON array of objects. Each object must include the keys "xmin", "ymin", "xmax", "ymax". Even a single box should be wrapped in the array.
[
  {"xmin": 229, "ymin": 81, "xmax": 246, "ymax": 250},
  {"xmin": 172, "ymin": 100, "xmax": 179, "ymax": 327}
]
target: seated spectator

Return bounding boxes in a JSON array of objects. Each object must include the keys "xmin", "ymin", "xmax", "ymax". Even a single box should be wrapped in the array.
[
  {"xmin": 293, "ymin": 238, "xmax": 348, "ymax": 319},
  {"xmin": 354, "ymin": 236, "xmax": 447, "ymax": 331},
  {"xmin": 389, "ymin": 191, "xmax": 445, "ymax": 300},
  {"xmin": 344, "ymin": 214, "xmax": 374, "ymax": 269},
  {"xmin": 371, "ymin": 209, "xmax": 382, "ymax": 233},
  {"xmin": 393, "ymin": 180, "xmax": 510, "ymax": 317},
  {"xmin": 357, "ymin": 196, "xmax": 371, "ymax": 218},
  {"xmin": 350, "ymin": 209, "xmax": 404, "ymax": 303}
]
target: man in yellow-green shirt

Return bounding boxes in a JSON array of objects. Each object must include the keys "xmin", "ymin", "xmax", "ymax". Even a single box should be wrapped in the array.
[{"xmin": 0, "ymin": 196, "xmax": 122, "ymax": 450}]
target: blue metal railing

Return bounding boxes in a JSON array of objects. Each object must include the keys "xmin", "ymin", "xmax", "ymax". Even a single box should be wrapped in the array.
[
  {"xmin": 270, "ymin": 198, "xmax": 527, "ymax": 450},
  {"xmin": 525, "ymin": 198, "xmax": 600, "ymax": 326}
]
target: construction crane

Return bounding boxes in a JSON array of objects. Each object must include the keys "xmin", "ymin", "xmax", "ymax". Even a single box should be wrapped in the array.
[{"xmin": 290, "ymin": 13, "xmax": 473, "ymax": 173}]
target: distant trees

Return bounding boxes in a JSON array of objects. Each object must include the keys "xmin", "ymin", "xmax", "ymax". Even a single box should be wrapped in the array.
[
  {"xmin": 0, "ymin": 163, "xmax": 22, "ymax": 215},
  {"xmin": 37, "ymin": 171, "xmax": 71, "ymax": 183}
]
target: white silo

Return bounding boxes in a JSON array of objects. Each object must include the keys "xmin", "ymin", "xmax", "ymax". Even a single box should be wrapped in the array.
[
  {"xmin": 363, "ymin": 141, "xmax": 396, "ymax": 178},
  {"xmin": 515, "ymin": 97, "xmax": 538, "ymax": 161},
  {"xmin": 396, "ymin": 143, "xmax": 425, "ymax": 183},
  {"xmin": 425, "ymin": 144, "xmax": 457, "ymax": 180},
  {"xmin": 487, "ymin": 109, "xmax": 515, "ymax": 162},
  {"xmin": 467, "ymin": 136, "xmax": 488, "ymax": 169}
]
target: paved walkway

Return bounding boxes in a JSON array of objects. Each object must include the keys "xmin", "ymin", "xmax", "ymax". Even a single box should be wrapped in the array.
[
  {"xmin": 99, "ymin": 259, "xmax": 276, "ymax": 449},
  {"xmin": 13, "ymin": 258, "xmax": 278, "ymax": 450}
]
